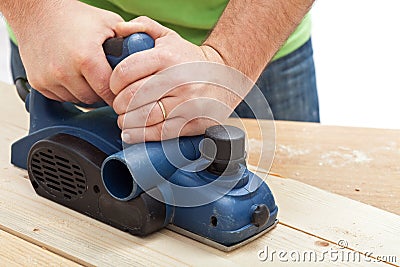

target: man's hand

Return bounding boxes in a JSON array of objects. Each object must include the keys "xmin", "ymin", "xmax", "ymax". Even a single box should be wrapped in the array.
[
  {"xmin": 111, "ymin": 17, "xmax": 244, "ymax": 143},
  {"xmin": 110, "ymin": 0, "xmax": 314, "ymax": 144},
  {"xmin": 2, "ymin": 0, "xmax": 123, "ymax": 104}
]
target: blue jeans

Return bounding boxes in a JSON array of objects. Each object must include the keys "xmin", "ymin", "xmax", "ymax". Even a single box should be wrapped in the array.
[{"xmin": 234, "ymin": 38, "xmax": 320, "ymax": 122}]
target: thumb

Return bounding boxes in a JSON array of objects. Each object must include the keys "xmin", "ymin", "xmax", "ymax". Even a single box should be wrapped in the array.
[{"xmin": 115, "ymin": 16, "xmax": 171, "ymax": 40}]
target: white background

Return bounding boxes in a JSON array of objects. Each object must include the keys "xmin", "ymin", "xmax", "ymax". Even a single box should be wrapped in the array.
[{"xmin": 1, "ymin": 1, "xmax": 400, "ymax": 129}]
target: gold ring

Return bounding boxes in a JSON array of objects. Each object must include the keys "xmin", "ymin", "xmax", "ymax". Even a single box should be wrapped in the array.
[{"xmin": 157, "ymin": 100, "xmax": 167, "ymax": 121}]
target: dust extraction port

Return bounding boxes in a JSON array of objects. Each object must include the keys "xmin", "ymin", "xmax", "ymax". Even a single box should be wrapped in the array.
[{"xmin": 101, "ymin": 158, "xmax": 136, "ymax": 201}]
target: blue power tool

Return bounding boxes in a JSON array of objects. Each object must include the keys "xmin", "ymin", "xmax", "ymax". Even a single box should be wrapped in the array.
[{"xmin": 11, "ymin": 33, "xmax": 278, "ymax": 251}]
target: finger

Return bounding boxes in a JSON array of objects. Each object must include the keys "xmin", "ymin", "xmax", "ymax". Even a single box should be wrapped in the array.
[
  {"xmin": 113, "ymin": 72, "xmax": 180, "ymax": 115},
  {"xmin": 62, "ymin": 75, "xmax": 102, "ymax": 104},
  {"xmin": 113, "ymin": 63, "xmax": 231, "ymax": 114},
  {"xmin": 110, "ymin": 48, "xmax": 163, "ymax": 95},
  {"xmin": 179, "ymin": 118, "xmax": 219, "ymax": 137},
  {"xmin": 115, "ymin": 16, "xmax": 170, "ymax": 39},
  {"xmin": 80, "ymin": 46, "xmax": 115, "ymax": 105},
  {"xmin": 39, "ymin": 89, "xmax": 63, "ymax": 102},
  {"xmin": 41, "ymin": 86, "xmax": 80, "ymax": 103},
  {"xmin": 118, "ymin": 97, "xmax": 178, "ymax": 128},
  {"xmin": 121, "ymin": 117, "xmax": 188, "ymax": 144},
  {"xmin": 54, "ymin": 86, "xmax": 81, "ymax": 103},
  {"xmin": 112, "ymin": 75, "xmax": 152, "ymax": 115}
]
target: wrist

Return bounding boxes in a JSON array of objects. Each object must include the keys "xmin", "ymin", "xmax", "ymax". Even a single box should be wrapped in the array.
[
  {"xmin": 202, "ymin": 39, "xmax": 265, "ymax": 83},
  {"xmin": 199, "ymin": 44, "xmax": 226, "ymax": 65}
]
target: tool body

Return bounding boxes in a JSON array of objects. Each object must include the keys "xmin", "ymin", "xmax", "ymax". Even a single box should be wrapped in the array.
[{"xmin": 11, "ymin": 33, "xmax": 278, "ymax": 250}]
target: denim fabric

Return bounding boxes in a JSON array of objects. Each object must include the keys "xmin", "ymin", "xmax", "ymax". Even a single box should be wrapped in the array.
[{"xmin": 234, "ymin": 38, "xmax": 320, "ymax": 122}]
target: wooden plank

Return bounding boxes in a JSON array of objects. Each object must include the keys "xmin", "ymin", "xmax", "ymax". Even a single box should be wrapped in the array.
[
  {"xmin": 274, "ymin": 120, "xmax": 400, "ymax": 215},
  {"xmin": 228, "ymin": 118, "xmax": 400, "ymax": 215},
  {"xmin": 1, "ymin": 82, "xmax": 399, "ymax": 266},
  {"xmin": 0, "ymin": 229, "xmax": 80, "ymax": 266},
  {"xmin": 250, "ymin": 167, "xmax": 400, "ymax": 265},
  {"xmin": 0, "ymin": 85, "xmax": 29, "ymax": 129},
  {"xmin": 0, "ymin": 171, "xmax": 388, "ymax": 266}
]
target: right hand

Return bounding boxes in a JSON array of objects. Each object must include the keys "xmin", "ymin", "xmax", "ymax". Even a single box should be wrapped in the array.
[{"xmin": 10, "ymin": 0, "xmax": 123, "ymax": 105}]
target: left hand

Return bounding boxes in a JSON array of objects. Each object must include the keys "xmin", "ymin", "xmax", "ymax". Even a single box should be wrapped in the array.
[{"xmin": 110, "ymin": 16, "xmax": 244, "ymax": 144}]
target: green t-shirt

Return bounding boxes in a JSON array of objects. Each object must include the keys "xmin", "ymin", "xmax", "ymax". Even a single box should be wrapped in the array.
[{"xmin": 8, "ymin": 0, "xmax": 311, "ymax": 60}]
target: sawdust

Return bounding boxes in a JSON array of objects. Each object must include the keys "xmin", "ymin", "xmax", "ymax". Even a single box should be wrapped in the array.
[
  {"xmin": 247, "ymin": 138, "xmax": 263, "ymax": 151},
  {"xmin": 381, "ymin": 141, "xmax": 400, "ymax": 153},
  {"xmin": 319, "ymin": 147, "xmax": 372, "ymax": 168},
  {"xmin": 277, "ymin": 144, "xmax": 310, "ymax": 158}
]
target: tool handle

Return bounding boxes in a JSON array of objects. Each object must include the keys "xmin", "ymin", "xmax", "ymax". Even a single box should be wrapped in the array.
[{"xmin": 103, "ymin": 32, "xmax": 155, "ymax": 69}]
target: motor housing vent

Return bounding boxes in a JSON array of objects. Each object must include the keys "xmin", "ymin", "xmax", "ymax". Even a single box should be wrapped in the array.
[
  {"xmin": 26, "ymin": 132, "xmax": 167, "ymax": 237},
  {"xmin": 30, "ymin": 147, "xmax": 86, "ymax": 200}
]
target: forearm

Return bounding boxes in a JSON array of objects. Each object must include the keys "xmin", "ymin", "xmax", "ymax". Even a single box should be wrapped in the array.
[
  {"xmin": 203, "ymin": 0, "xmax": 314, "ymax": 82},
  {"xmin": 0, "ymin": 0, "xmax": 63, "ymax": 42},
  {"xmin": 0, "ymin": 0, "xmax": 35, "ymax": 19}
]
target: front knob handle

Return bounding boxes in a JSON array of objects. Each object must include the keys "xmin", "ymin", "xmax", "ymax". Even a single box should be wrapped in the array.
[{"xmin": 201, "ymin": 125, "xmax": 246, "ymax": 175}]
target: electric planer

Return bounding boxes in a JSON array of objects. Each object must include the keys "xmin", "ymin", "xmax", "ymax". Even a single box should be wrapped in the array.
[{"xmin": 11, "ymin": 33, "xmax": 278, "ymax": 251}]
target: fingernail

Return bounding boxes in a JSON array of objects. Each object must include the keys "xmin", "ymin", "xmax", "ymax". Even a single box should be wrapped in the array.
[{"xmin": 122, "ymin": 132, "xmax": 131, "ymax": 143}]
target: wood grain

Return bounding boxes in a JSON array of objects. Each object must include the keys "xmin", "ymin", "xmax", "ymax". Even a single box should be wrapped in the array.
[
  {"xmin": 250, "ymin": 167, "xmax": 400, "ymax": 263},
  {"xmin": 0, "ymin": 167, "xmax": 393, "ymax": 266},
  {"xmin": 274, "ymin": 120, "xmax": 400, "ymax": 215},
  {"xmin": 0, "ymin": 229, "xmax": 80, "ymax": 266},
  {"xmin": 1, "ymin": 81, "xmax": 400, "ymax": 266},
  {"xmin": 227, "ymin": 118, "xmax": 400, "ymax": 214}
]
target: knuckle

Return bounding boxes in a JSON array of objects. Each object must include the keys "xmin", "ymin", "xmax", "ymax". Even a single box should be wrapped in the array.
[
  {"xmin": 39, "ymin": 90, "xmax": 55, "ymax": 100},
  {"xmin": 145, "ymin": 105, "xmax": 158, "ymax": 125},
  {"xmin": 114, "ymin": 97, "xmax": 128, "ymax": 115},
  {"xmin": 139, "ymin": 105, "xmax": 149, "ymax": 123},
  {"xmin": 95, "ymin": 76, "xmax": 109, "ymax": 94},
  {"xmin": 117, "ymin": 115, "xmax": 124, "ymax": 129},
  {"xmin": 184, "ymin": 119, "xmax": 210, "ymax": 136},
  {"xmin": 77, "ymin": 53, "xmax": 94, "ymax": 72},
  {"xmin": 187, "ymin": 118, "xmax": 201, "ymax": 130},
  {"xmin": 127, "ymin": 84, "xmax": 138, "ymax": 98},
  {"xmin": 27, "ymin": 72, "xmax": 50, "ymax": 92},
  {"xmin": 71, "ymin": 89, "xmax": 91, "ymax": 104},
  {"xmin": 153, "ymin": 124, "xmax": 163, "ymax": 139},
  {"xmin": 90, "ymin": 73, "xmax": 111, "ymax": 98},
  {"xmin": 189, "ymin": 118, "xmax": 210, "ymax": 132},
  {"xmin": 79, "ymin": 96, "xmax": 96, "ymax": 105},
  {"xmin": 115, "ymin": 60, "xmax": 129, "ymax": 81},
  {"xmin": 166, "ymin": 30, "xmax": 180, "ymax": 38},
  {"xmin": 51, "ymin": 64, "xmax": 68, "ymax": 83},
  {"xmin": 161, "ymin": 121, "xmax": 178, "ymax": 139},
  {"xmin": 109, "ymin": 12, "xmax": 124, "ymax": 23},
  {"xmin": 156, "ymin": 49, "xmax": 173, "ymax": 63},
  {"xmin": 27, "ymin": 76, "xmax": 42, "ymax": 91},
  {"xmin": 113, "ymin": 101, "xmax": 122, "ymax": 115},
  {"xmin": 135, "ymin": 16, "xmax": 151, "ymax": 23}
]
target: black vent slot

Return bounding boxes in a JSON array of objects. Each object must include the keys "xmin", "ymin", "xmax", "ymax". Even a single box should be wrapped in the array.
[{"xmin": 30, "ymin": 148, "xmax": 86, "ymax": 200}]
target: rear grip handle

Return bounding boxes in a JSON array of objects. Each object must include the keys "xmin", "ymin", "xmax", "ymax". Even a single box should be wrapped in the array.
[{"xmin": 103, "ymin": 32, "xmax": 155, "ymax": 69}]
